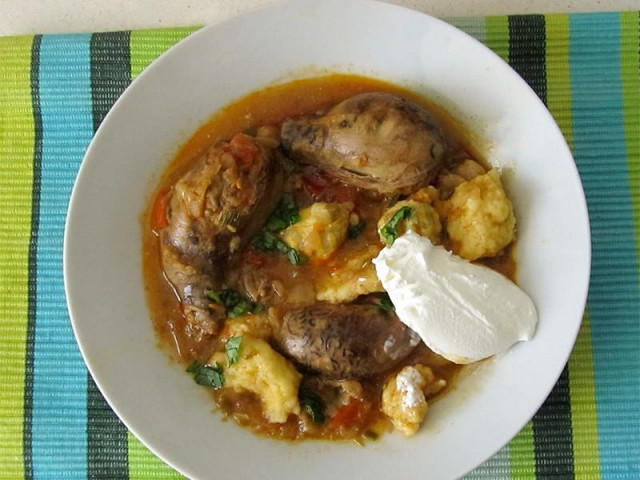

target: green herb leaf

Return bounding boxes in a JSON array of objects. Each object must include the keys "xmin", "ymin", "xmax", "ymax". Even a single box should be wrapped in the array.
[
  {"xmin": 287, "ymin": 248, "xmax": 303, "ymax": 265},
  {"xmin": 225, "ymin": 336, "xmax": 243, "ymax": 365},
  {"xmin": 206, "ymin": 289, "xmax": 262, "ymax": 318},
  {"xmin": 376, "ymin": 293, "xmax": 395, "ymax": 313},
  {"xmin": 266, "ymin": 193, "xmax": 299, "ymax": 232},
  {"xmin": 251, "ymin": 230, "xmax": 279, "ymax": 251},
  {"xmin": 348, "ymin": 221, "xmax": 366, "ymax": 239},
  {"xmin": 380, "ymin": 206, "xmax": 413, "ymax": 245},
  {"xmin": 227, "ymin": 297, "xmax": 254, "ymax": 318},
  {"xmin": 299, "ymin": 388, "xmax": 326, "ymax": 425},
  {"xmin": 252, "ymin": 231, "xmax": 306, "ymax": 265},
  {"xmin": 206, "ymin": 290, "xmax": 222, "ymax": 303},
  {"xmin": 187, "ymin": 361, "xmax": 225, "ymax": 389}
]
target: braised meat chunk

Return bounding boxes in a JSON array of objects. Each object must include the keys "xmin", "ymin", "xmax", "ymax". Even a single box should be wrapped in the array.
[
  {"xmin": 159, "ymin": 130, "xmax": 283, "ymax": 339},
  {"xmin": 281, "ymin": 92, "xmax": 447, "ymax": 194},
  {"xmin": 144, "ymin": 76, "xmax": 518, "ymax": 442},
  {"xmin": 278, "ymin": 303, "xmax": 420, "ymax": 379}
]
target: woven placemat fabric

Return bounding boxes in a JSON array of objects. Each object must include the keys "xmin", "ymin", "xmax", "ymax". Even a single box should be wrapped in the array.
[{"xmin": 0, "ymin": 12, "xmax": 638, "ymax": 480}]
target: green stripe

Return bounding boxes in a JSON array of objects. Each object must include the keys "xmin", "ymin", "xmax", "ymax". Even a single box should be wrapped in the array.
[
  {"xmin": 0, "ymin": 35, "xmax": 35, "ymax": 480},
  {"xmin": 22, "ymin": 34, "xmax": 43, "ymax": 480},
  {"xmin": 509, "ymin": 422, "xmax": 536, "ymax": 479},
  {"xmin": 129, "ymin": 27, "xmax": 199, "ymax": 80},
  {"xmin": 546, "ymin": 14, "xmax": 602, "ymax": 478},
  {"xmin": 620, "ymin": 12, "xmax": 640, "ymax": 261},
  {"xmin": 485, "ymin": 16, "xmax": 509, "ymax": 63},
  {"xmin": 127, "ymin": 433, "xmax": 185, "ymax": 480},
  {"xmin": 127, "ymin": 27, "xmax": 197, "ymax": 480},
  {"xmin": 88, "ymin": 31, "xmax": 132, "ymax": 480}
]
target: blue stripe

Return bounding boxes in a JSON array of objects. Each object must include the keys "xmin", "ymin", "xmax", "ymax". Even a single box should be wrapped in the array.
[
  {"xmin": 32, "ymin": 34, "xmax": 93, "ymax": 479},
  {"xmin": 569, "ymin": 13, "xmax": 640, "ymax": 478}
]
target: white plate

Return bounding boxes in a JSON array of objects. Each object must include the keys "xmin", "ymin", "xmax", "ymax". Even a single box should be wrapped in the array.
[{"xmin": 64, "ymin": 1, "xmax": 591, "ymax": 478}]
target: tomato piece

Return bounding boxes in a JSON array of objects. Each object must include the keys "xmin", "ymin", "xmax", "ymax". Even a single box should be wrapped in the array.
[
  {"xmin": 330, "ymin": 399, "xmax": 363, "ymax": 429},
  {"xmin": 152, "ymin": 188, "xmax": 171, "ymax": 231},
  {"xmin": 228, "ymin": 133, "xmax": 259, "ymax": 166},
  {"xmin": 302, "ymin": 171, "xmax": 357, "ymax": 205},
  {"xmin": 302, "ymin": 171, "xmax": 333, "ymax": 193},
  {"xmin": 328, "ymin": 186, "xmax": 357, "ymax": 204},
  {"xmin": 243, "ymin": 247, "xmax": 266, "ymax": 268}
]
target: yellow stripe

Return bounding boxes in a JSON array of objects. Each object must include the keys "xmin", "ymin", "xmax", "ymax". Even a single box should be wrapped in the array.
[
  {"xmin": 568, "ymin": 313, "xmax": 601, "ymax": 479},
  {"xmin": 545, "ymin": 14, "xmax": 573, "ymax": 147},
  {"xmin": 127, "ymin": 432, "xmax": 185, "ymax": 479},
  {"xmin": 509, "ymin": 421, "xmax": 536, "ymax": 479},
  {"xmin": 0, "ymin": 35, "xmax": 36, "ymax": 479},
  {"xmin": 485, "ymin": 16, "xmax": 509, "ymax": 63},
  {"xmin": 620, "ymin": 12, "xmax": 640, "ymax": 262}
]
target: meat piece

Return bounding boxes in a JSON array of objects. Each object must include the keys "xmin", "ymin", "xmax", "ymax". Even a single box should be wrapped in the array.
[
  {"xmin": 160, "ymin": 130, "xmax": 284, "ymax": 339},
  {"xmin": 281, "ymin": 92, "xmax": 447, "ymax": 194},
  {"xmin": 228, "ymin": 260, "xmax": 316, "ymax": 307},
  {"xmin": 277, "ymin": 303, "xmax": 420, "ymax": 378}
]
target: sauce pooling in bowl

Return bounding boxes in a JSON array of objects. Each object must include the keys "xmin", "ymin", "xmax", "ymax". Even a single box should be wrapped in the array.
[{"xmin": 143, "ymin": 74, "xmax": 517, "ymax": 441}]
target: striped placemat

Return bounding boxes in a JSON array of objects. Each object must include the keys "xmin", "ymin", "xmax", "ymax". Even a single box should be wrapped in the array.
[{"xmin": 0, "ymin": 12, "xmax": 638, "ymax": 480}]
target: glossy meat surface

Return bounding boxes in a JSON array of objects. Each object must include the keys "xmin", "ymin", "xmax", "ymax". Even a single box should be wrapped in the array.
[
  {"xmin": 143, "ymin": 77, "xmax": 484, "ymax": 441},
  {"xmin": 160, "ymin": 131, "xmax": 283, "ymax": 338},
  {"xmin": 278, "ymin": 303, "xmax": 420, "ymax": 378},
  {"xmin": 281, "ymin": 92, "xmax": 447, "ymax": 194}
]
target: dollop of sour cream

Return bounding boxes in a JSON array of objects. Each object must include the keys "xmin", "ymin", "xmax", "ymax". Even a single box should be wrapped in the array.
[{"xmin": 373, "ymin": 230, "xmax": 538, "ymax": 364}]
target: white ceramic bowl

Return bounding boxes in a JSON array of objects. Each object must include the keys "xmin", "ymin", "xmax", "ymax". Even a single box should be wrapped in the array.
[{"xmin": 64, "ymin": 1, "xmax": 591, "ymax": 478}]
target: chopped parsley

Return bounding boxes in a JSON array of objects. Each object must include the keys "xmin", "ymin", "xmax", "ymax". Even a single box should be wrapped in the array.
[
  {"xmin": 205, "ymin": 290, "xmax": 222, "ymax": 304},
  {"xmin": 348, "ymin": 221, "xmax": 366, "ymax": 239},
  {"xmin": 187, "ymin": 361, "xmax": 225, "ymax": 389},
  {"xmin": 380, "ymin": 206, "xmax": 413, "ymax": 245},
  {"xmin": 299, "ymin": 388, "xmax": 326, "ymax": 425},
  {"xmin": 252, "ymin": 231, "xmax": 306, "ymax": 265},
  {"xmin": 225, "ymin": 336, "xmax": 243, "ymax": 365},
  {"xmin": 251, "ymin": 194, "xmax": 306, "ymax": 264},
  {"xmin": 206, "ymin": 289, "xmax": 262, "ymax": 318},
  {"xmin": 266, "ymin": 193, "xmax": 299, "ymax": 232}
]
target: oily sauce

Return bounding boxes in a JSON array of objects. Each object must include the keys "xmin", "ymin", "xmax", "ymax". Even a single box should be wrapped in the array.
[{"xmin": 142, "ymin": 74, "xmax": 516, "ymax": 440}]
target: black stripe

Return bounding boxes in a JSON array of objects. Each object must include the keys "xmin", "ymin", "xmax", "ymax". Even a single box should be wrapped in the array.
[
  {"xmin": 23, "ymin": 34, "xmax": 43, "ymax": 480},
  {"xmin": 509, "ymin": 15, "xmax": 547, "ymax": 103},
  {"xmin": 508, "ymin": 15, "xmax": 576, "ymax": 478},
  {"xmin": 531, "ymin": 367, "xmax": 575, "ymax": 478},
  {"xmin": 88, "ymin": 31, "xmax": 132, "ymax": 480}
]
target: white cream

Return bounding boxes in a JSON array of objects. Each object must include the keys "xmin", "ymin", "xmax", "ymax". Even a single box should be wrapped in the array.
[{"xmin": 373, "ymin": 231, "xmax": 538, "ymax": 364}]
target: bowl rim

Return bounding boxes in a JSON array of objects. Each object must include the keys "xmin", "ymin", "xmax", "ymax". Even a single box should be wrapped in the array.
[{"xmin": 64, "ymin": 1, "xmax": 592, "ymax": 478}]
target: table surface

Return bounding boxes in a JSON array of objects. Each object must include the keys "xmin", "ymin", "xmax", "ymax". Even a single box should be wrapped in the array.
[
  {"xmin": 0, "ymin": 3, "xmax": 639, "ymax": 480},
  {"xmin": 2, "ymin": 0, "xmax": 640, "ymax": 35}
]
